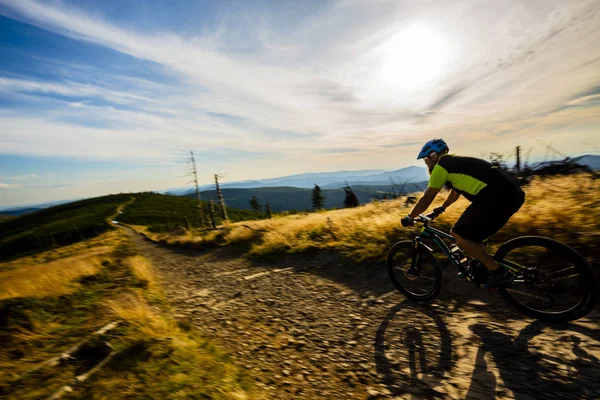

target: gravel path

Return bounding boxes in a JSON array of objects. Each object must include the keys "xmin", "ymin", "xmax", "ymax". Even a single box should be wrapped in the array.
[{"xmin": 126, "ymin": 229, "xmax": 600, "ymax": 400}]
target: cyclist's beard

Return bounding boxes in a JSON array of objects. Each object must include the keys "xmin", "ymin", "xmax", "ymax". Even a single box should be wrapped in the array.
[{"xmin": 426, "ymin": 161, "xmax": 436, "ymax": 175}]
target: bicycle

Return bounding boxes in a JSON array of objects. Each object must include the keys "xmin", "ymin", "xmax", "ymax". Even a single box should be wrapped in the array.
[{"xmin": 387, "ymin": 212, "xmax": 600, "ymax": 322}]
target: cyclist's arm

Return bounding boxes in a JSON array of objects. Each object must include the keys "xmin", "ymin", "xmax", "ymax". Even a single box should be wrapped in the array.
[
  {"xmin": 441, "ymin": 189, "xmax": 460, "ymax": 209},
  {"xmin": 409, "ymin": 187, "xmax": 441, "ymax": 218}
]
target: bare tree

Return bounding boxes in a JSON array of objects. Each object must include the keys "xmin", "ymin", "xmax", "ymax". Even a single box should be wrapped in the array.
[
  {"xmin": 190, "ymin": 151, "xmax": 205, "ymax": 225},
  {"xmin": 215, "ymin": 174, "xmax": 228, "ymax": 221}
]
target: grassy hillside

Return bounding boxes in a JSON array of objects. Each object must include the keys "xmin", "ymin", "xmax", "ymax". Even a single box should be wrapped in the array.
[
  {"xmin": 141, "ymin": 174, "xmax": 600, "ymax": 264},
  {"xmin": 116, "ymin": 192, "xmax": 258, "ymax": 232},
  {"xmin": 0, "ymin": 208, "xmax": 43, "ymax": 217},
  {"xmin": 189, "ymin": 182, "xmax": 428, "ymax": 212},
  {"xmin": 0, "ymin": 215, "xmax": 14, "ymax": 223},
  {"xmin": 0, "ymin": 194, "xmax": 131, "ymax": 260},
  {"xmin": 0, "ymin": 229, "xmax": 255, "ymax": 399}
]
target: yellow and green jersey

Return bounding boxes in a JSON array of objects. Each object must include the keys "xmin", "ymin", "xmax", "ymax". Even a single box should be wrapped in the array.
[{"xmin": 428, "ymin": 154, "xmax": 516, "ymax": 201}]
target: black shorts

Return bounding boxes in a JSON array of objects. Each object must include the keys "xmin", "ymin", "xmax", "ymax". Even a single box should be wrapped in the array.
[{"xmin": 452, "ymin": 186, "xmax": 525, "ymax": 243}]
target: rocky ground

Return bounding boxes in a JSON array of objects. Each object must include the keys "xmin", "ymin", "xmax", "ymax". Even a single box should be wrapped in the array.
[{"xmin": 125, "ymin": 229, "xmax": 600, "ymax": 400}]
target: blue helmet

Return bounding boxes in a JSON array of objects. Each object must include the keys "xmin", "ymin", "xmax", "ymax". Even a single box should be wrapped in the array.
[{"xmin": 417, "ymin": 138, "xmax": 449, "ymax": 159}]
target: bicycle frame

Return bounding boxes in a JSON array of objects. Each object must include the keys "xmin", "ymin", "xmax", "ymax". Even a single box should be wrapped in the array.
[
  {"xmin": 416, "ymin": 225, "xmax": 473, "ymax": 280},
  {"xmin": 415, "ymin": 221, "xmax": 524, "ymax": 281}
]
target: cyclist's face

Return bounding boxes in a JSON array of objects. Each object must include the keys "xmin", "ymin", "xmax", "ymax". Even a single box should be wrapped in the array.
[{"xmin": 424, "ymin": 153, "xmax": 438, "ymax": 171}]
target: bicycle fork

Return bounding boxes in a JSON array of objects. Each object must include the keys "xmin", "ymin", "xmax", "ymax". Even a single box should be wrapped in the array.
[{"xmin": 409, "ymin": 237, "xmax": 423, "ymax": 275}]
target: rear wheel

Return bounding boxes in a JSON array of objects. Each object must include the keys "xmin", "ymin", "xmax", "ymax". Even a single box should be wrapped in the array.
[
  {"xmin": 494, "ymin": 236, "xmax": 599, "ymax": 322},
  {"xmin": 387, "ymin": 240, "xmax": 443, "ymax": 301}
]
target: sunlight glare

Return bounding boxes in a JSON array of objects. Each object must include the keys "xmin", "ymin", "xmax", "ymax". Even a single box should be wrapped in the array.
[{"xmin": 380, "ymin": 24, "xmax": 449, "ymax": 90}]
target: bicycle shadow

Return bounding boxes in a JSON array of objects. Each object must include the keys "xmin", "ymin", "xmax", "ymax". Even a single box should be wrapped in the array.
[
  {"xmin": 467, "ymin": 321, "xmax": 600, "ymax": 399},
  {"xmin": 374, "ymin": 301, "xmax": 453, "ymax": 399},
  {"xmin": 374, "ymin": 300, "xmax": 600, "ymax": 399}
]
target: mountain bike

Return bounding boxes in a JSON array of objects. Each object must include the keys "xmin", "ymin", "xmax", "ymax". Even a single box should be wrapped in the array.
[{"xmin": 387, "ymin": 212, "xmax": 600, "ymax": 322}]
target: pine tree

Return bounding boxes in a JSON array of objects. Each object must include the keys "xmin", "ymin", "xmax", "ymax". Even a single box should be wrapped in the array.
[
  {"xmin": 249, "ymin": 196, "xmax": 261, "ymax": 213},
  {"xmin": 311, "ymin": 184, "xmax": 325, "ymax": 210},
  {"xmin": 265, "ymin": 202, "xmax": 272, "ymax": 219},
  {"xmin": 343, "ymin": 184, "xmax": 359, "ymax": 208}
]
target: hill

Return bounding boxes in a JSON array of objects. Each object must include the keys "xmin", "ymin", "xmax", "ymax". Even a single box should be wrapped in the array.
[
  {"xmin": 188, "ymin": 182, "xmax": 428, "ymax": 213},
  {"xmin": 0, "ymin": 207, "xmax": 44, "ymax": 217},
  {"xmin": 0, "ymin": 215, "xmax": 14, "ymax": 223},
  {"xmin": 116, "ymin": 192, "xmax": 257, "ymax": 232},
  {"xmin": 574, "ymin": 154, "xmax": 600, "ymax": 170},
  {"xmin": 0, "ymin": 194, "xmax": 131, "ymax": 259}
]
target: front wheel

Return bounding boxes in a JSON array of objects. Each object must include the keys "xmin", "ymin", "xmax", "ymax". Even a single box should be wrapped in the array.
[
  {"xmin": 387, "ymin": 240, "xmax": 443, "ymax": 301},
  {"xmin": 494, "ymin": 236, "xmax": 600, "ymax": 322}
]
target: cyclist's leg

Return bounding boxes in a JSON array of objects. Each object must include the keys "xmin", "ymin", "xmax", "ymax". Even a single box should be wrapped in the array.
[
  {"xmin": 451, "ymin": 200, "xmax": 494, "ymax": 264},
  {"xmin": 451, "ymin": 190, "xmax": 524, "ymax": 271}
]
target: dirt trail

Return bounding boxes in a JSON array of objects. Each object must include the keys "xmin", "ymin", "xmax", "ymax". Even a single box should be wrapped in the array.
[{"xmin": 125, "ymin": 228, "xmax": 600, "ymax": 400}]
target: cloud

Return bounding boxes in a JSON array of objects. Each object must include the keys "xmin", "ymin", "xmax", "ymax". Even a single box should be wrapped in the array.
[
  {"xmin": 0, "ymin": 182, "xmax": 11, "ymax": 189},
  {"xmin": 317, "ymin": 148, "xmax": 365, "ymax": 154},
  {"xmin": 9, "ymin": 174, "xmax": 39, "ymax": 181},
  {"xmin": 426, "ymin": 85, "xmax": 467, "ymax": 112},
  {"xmin": 0, "ymin": 0, "xmax": 599, "ymax": 166},
  {"xmin": 0, "ymin": 77, "xmax": 153, "ymax": 105},
  {"xmin": 23, "ymin": 184, "xmax": 72, "ymax": 189},
  {"xmin": 380, "ymin": 141, "xmax": 422, "ymax": 149},
  {"xmin": 567, "ymin": 94, "xmax": 600, "ymax": 107}
]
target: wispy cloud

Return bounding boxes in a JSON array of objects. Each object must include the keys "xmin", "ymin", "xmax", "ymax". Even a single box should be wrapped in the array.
[
  {"xmin": 2, "ymin": 173, "xmax": 39, "ymax": 181},
  {"xmin": 23, "ymin": 183, "xmax": 71, "ymax": 189},
  {"xmin": 0, "ymin": 77, "xmax": 152, "ymax": 105},
  {"xmin": 567, "ymin": 94, "xmax": 600, "ymax": 107}
]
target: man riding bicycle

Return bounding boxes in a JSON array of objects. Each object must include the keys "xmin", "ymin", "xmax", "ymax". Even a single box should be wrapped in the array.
[{"xmin": 401, "ymin": 138, "xmax": 525, "ymax": 290}]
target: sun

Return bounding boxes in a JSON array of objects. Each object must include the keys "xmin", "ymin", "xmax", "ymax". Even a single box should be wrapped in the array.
[{"xmin": 379, "ymin": 24, "xmax": 449, "ymax": 90}]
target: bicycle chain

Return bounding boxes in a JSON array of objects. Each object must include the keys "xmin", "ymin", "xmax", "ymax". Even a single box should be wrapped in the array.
[{"xmin": 505, "ymin": 287, "xmax": 551, "ymax": 301}]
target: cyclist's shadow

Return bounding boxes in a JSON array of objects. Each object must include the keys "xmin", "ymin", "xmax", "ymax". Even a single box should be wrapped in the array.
[
  {"xmin": 374, "ymin": 301, "xmax": 600, "ymax": 399},
  {"xmin": 374, "ymin": 301, "xmax": 453, "ymax": 399},
  {"xmin": 467, "ymin": 320, "xmax": 600, "ymax": 400}
]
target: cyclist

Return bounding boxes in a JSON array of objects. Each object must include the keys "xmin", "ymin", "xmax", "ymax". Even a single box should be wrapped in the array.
[{"xmin": 401, "ymin": 138, "xmax": 525, "ymax": 290}]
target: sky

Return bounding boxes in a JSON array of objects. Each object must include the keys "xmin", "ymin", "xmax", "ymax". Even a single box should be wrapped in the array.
[{"xmin": 0, "ymin": 0, "xmax": 599, "ymax": 208}]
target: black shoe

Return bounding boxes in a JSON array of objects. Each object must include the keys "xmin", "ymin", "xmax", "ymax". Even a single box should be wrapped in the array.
[{"xmin": 483, "ymin": 267, "xmax": 514, "ymax": 290}]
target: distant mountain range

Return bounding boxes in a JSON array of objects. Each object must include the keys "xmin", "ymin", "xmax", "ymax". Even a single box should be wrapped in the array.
[
  {"xmin": 0, "ymin": 199, "xmax": 76, "ymax": 216},
  {"xmin": 186, "ymin": 182, "xmax": 429, "ymax": 212},
  {"xmin": 166, "ymin": 165, "xmax": 429, "ymax": 195},
  {"xmin": 574, "ymin": 155, "xmax": 600, "ymax": 170}
]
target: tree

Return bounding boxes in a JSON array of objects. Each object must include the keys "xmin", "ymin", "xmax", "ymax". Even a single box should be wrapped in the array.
[
  {"xmin": 311, "ymin": 184, "xmax": 325, "ymax": 210},
  {"xmin": 249, "ymin": 196, "xmax": 261, "ymax": 213},
  {"xmin": 343, "ymin": 184, "xmax": 359, "ymax": 208},
  {"xmin": 208, "ymin": 200, "xmax": 217, "ymax": 229},
  {"xmin": 265, "ymin": 202, "xmax": 272, "ymax": 219},
  {"xmin": 488, "ymin": 153, "xmax": 508, "ymax": 171}
]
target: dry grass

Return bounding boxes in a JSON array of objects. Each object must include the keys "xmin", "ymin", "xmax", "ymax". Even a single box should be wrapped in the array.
[
  {"xmin": 0, "ymin": 231, "xmax": 124, "ymax": 300},
  {"xmin": 1, "ymin": 226, "xmax": 255, "ymax": 399},
  {"xmin": 104, "ymin": 292, "xmax": 174, "ymax": 340},
  {"xmin": 127, "ymin": 255, "xmax": 162, "ymax": 294},
  {"xmin": 141, "ymin": 174, "xmax": 600, "ymax": 262}
]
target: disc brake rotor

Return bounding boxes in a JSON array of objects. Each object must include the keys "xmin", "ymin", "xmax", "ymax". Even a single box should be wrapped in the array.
[{"xmin": 401, "ymin": 264, "xmax": 419, "ymax": 281}]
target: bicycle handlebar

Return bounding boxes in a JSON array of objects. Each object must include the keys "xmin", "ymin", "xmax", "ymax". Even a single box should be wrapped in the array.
[{"xmin": 415, "ymin": 212, "xmax": 437, "ymax": 224}]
